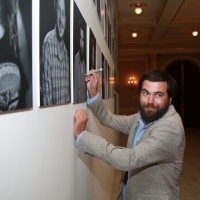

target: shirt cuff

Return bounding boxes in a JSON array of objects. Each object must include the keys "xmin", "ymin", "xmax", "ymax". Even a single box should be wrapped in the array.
[
  {"xmin": 75, "ymin": 132, "xmax": 84, "ymax": 146},
  {"xmin": 87, "ymin": 93, "xmax": 99, "ymax": 105}
]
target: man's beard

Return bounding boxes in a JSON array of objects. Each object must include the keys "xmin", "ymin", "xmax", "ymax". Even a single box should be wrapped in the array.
[
  {"xmin": 56, "ymin": 24, "xmax": 64, "ymax": 41},
  {"xmin": 140, "ymin": 101, "xmax": 170, "ymax": 124}
]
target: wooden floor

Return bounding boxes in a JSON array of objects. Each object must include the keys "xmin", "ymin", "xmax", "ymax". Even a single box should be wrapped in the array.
[
  {"xmin": 180, "ymin": 128, "xmax": 200, "ymax": 200},
  {"xmin": 111, "ymin": 128, "xmax": 200, "ymax": 200}
]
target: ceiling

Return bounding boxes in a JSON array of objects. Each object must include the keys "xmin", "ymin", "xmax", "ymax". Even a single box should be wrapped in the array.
[{"xmin": 115, "ymin": 0, "xmax": 200, "ymax": 60}]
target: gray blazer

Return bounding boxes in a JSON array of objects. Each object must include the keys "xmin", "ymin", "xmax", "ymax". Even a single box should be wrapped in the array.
[{"xmin": 77, "ymin": 95, "xmax": 185, "ymax": 200}]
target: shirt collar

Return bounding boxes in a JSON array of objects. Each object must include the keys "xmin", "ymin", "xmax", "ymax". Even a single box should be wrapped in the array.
[{"xmin": 137, "ymin": 115, "xmax": 157, "ymax": 130}]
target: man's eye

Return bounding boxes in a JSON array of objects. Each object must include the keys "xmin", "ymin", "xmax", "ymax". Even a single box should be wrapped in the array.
[
  {"xmin": 143, "ymin": 91, "xmax": 148, "ymax": 95},
  {"xmin": 156, "ymin": 93, "xmax": 162, "ymax": 97}
]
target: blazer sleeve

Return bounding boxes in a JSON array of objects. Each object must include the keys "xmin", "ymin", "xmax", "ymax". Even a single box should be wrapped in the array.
[
  {"xmin": 77, "ymin": 118, "xmax": 185, "ymax": 171},
  {"xmin": 87, "ymin": 95, "xmax": 138, "ymax": 135}
]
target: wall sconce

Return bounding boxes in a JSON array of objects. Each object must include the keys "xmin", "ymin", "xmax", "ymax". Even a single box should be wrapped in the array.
[
  {"xmin": 110, "ymin": 77, "xmax": 114, "ymax": 84},
  {"xmin": 189, "ymin": 28, "xmax": 199, "ymax": 36},
  {"xmin": 128, "ymin": 77, "xmax": 137, "ymax": 89},
  {"xmin": 129, "ymin": 30, "xmax": 140, "ymax": 38},
  {"xmin": 130, "ymin": 3, "xmax": 146, "ymax": 14}
]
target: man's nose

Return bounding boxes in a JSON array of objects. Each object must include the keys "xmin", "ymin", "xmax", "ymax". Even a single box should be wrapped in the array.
[{"xmin": 148, "ymin": 94, "xmax": 155, "ymax": 104}]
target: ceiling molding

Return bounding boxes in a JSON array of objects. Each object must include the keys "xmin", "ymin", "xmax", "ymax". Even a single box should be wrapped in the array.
[{"xmin": 116, "ymin": 0, "xmax": 200, "ymax": 58}]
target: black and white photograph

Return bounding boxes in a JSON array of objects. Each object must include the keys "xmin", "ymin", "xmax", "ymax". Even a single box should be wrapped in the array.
[
  {"xmin": 109, "ymin": 66, "xmax": 114, "ymax": 98},
  {"xmin": 113, "ymin": 10, "xmax": 117, "ymax": 35},
  {"xmin": 108, "ymin": 64, "xmax": 111, "ymax": 98},
  {"xmin": 106, "ymin": 0, "xmax": 110, "ymax": 13},
  {"xmin": 101, "ymin": 54, "xmax": 105, "ymax": 99},
  {"xmin": 0, "ymin": 0, "xmax": 32, "ymax": 113},
  {"xmin": 108, "ymin": 19, "xmax": 111, "ymax": 51},
  {"xmin": 97, "ymin": 0, "xmax": 101, "ymax": 21},
  {"xmin": 114, "ymin": 68, "xmax": 118, "ymax": 93},
  {"xmin": 96, "ymin": 44, "xmax": 102, "ymax": 96},
  {"xmin": 102, "ymin": 53, "xmax": 108, "ymax": 99},
  {"xmin": 40, "ymin": 0, "xmax": 70, "ymax": 107},
  {"xmin": 104, "ymin": 3, "xmax": 108, "ymax": 41},
  {"xmin": 111, "ymin": 34, "xmax": 114, "ymax": 59},
  {"xmin": 114, "ymin": 92, "xmax": 117, "ymax": 114},
  {"xmin": 89, "ymin": 28, "xmax": 96, "ymax": 70},
  {"xmin": 100, "ymin": 0, "xmax": 104, "ymax": 33},
  {"xmin": 107, "ymin": 0, "xmax": 114, "ymax": 18},
  {"xmin": 93, "ymin": 0, "xmax": 100, "ymax": 21},
  {"xmin": 73, "ymin": 1, "xmax": 87, "ymax": 103},
  {"xmin": 105, "ymin": 60, "xmax": 109, "ymax": 99},
  {"xmin": 111, "ymin": 0, "xmax": 115, "ymax": 26}
]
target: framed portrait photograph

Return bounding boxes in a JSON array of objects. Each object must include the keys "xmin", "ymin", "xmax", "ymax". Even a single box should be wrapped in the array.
[
  {"xmin": 106, "ymin": 0, "xmax": 114, "ymax": 20},
  {"xmin": 114, "ymin": 67, "xmax": 118, "ymax": 93},
  {"xmin": 101, "ymin": 53, "xmax": 105, "ymax": 99},
  {"xmin": 102, "ymin": 53, "xmax": 109, "ymax": 99},
  {"xmin": 93, "ymin": 0, "xmax": 101, "ymax": 22},
  {"xmin": 109, "ymin": 66, "xmax": 114, "ymax": 98},
  {"xmin": 40, "ymin": 0, "xmax": 71, "ymax": 107},
  {"xmin": 104, "ymin": 3, "xmax": 108, "ymax": 42},
  {"xmin": 100, "ymin": 0, "xmax": 105, "ymax": 34},
  {"xmin": 96, "ymin": 43, "xmax": 102, "ymax": 96},
  {"xmin": 108, "ymin": 20, "xmax": 111, "ymax": 51},
  {"xmin": 108, "ymin": 64, "xmax": 111, "ymax": 98},
  {"xmin": 0, "ymin": 0, "xmax": 32, "ymax": 113},
  {"xmin": 73, "ymin": 1, "xmax": 87, "ymax": 103},
  {"xmin": 106, "ymin": 0, "xmax": 110, "ymax": 14},
  {"xmin": 97, "ymin": 0, "xmax": 101, "ymax": 22},
  {"xmin": 89, "ymin": 28, "xmax": 96, "ymax": 70}
]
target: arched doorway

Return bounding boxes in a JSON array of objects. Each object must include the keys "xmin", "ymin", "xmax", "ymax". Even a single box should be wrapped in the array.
[{"xmin": 165, "ymin": 60, "xmax": 200, "ymax": 128}]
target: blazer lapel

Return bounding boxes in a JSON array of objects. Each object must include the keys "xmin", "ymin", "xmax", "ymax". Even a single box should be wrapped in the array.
[
  {"xmin": 136, "ymin": 105, "xmax": 177, "ymax": 142},
  {"xmin": 127, "ymin": 113, "xmax": 140, "ymax": 148}
]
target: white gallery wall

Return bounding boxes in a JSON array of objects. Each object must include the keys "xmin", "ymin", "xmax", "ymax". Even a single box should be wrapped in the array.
[{"xmin": 0, "ymin": 0, "xmax": 120, "ymax": 200}]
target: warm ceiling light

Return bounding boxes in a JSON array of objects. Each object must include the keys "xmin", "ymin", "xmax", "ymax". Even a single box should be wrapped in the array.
[
  {"xmin": 129, "ymin": 30, "xmax": 140, "ymax": 38},
  {"xmin": 131, "ymin": 3, "xmax": 146, "ymax": 14},
  {"xmin": 189, "ymin": 29, "xmax": 199, "ymax": 37},
  {"xmin": 135, "ymin": 7, "xmax": 142, "ymax": 14},
  {"xmin": 192, "ymin": 30, "xmax": 198, "ymax": 36},
  {"xmin": 132, "ymin": 32, "xmax": 137, "ymax": 37}
]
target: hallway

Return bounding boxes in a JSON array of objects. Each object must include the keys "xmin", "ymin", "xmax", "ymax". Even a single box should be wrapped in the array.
[
  {"xmin": 180, "ymin": 128, "xmax": 200, "ymax": 199},
  {"xmin": 111, "ymin": 128, "xmax": 200, "ymax": 200}
]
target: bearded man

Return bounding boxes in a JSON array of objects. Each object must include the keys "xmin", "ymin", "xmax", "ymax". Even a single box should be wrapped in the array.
[
  {"xmin": 73, "ymin": 19, "xmax": 87, "ymax": 103},
  {"xmin": 73, "ymin": 69, "xmax": 185, "ymax": 200},
  {"xmin": 41, "ymin": 0, "xmax": 70, "ymax": 106}
]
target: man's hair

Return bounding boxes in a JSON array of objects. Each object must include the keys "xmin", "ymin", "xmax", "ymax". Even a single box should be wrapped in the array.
[
  {"xmin": 138, "ymin": 69, "xmax": 177, "ymax": 98},
  {"xmin": 54, "ymin": 0, "xmax": 65, "ymax": 11}
]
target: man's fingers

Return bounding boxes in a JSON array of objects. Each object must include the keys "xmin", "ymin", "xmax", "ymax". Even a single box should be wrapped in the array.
[
  {"xmin": 90, "ymin": 70, "xmax": 99, "ymax": 80},
  {"xmin": 73, "ymin": 109, "xmax": 88, "ymax": 138},
  {"xmin": 77, "ymin": 109, "xmax": 88, "ymax": 121},
  {"xmin": 74, "ymin": 109, "xmax": 88, "ymax": 122}
]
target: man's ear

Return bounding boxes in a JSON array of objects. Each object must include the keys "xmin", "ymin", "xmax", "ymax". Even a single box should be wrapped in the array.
[{"xmin": 169, "ymin": 98, "xmax": 172, "ymax": 104}]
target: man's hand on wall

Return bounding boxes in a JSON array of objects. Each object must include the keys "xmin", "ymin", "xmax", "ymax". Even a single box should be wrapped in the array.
[{"xmin": 73, "ymin": 109, "xmax": 88, "ymax": 138}]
